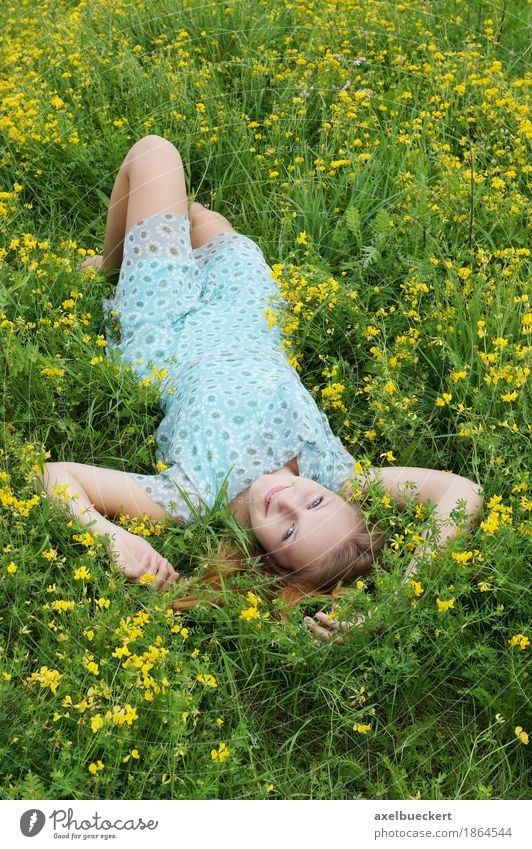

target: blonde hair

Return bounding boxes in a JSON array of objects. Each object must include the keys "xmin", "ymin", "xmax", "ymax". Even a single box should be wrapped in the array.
[{"xmin": 170, "ymin": 482, "xmax": 385, "ymax": 612}]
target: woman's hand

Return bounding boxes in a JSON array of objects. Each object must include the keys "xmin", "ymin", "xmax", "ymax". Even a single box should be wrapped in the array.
[
  {"xmin": 107, "ymin": 526, "xmax": 179, "ymax": 590},
  {"xmin": 80, "ymin": 254, "xmax": 103, "ymax": 271},
  {"xmin": 304, "ymin": 611, "xmax": 367, "ymax": 644}
]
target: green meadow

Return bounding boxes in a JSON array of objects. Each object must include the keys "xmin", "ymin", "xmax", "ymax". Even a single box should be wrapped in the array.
[{"xmin": 0, "ymin": 0, "xmax": 530, "ymax": 799}]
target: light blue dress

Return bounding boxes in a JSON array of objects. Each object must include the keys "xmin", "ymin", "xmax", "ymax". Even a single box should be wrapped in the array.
[{"xmin": 103, "ymin": 212, "xmax": 355, "ymax": 521}]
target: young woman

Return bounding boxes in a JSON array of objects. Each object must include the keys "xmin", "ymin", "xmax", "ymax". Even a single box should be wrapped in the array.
[{"xmin": 37, "ymin": 135, "xmax": 484, "ymax": 635}]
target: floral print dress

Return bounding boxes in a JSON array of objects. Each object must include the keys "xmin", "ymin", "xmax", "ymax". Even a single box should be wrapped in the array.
[{"xmin": 103, "ymin": 213, "xmax": 355, "ymax": 520}]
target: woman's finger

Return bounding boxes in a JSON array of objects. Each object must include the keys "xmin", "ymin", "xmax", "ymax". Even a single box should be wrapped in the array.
[
  {"xmin": 304, "ymin": 618, "xmax": 344, "ymax": 644},
  {"xmin": 311, "ymin": 625, "xmax": 344, "ymax": 644},
  {"xmin": 164, "ymin": 559, "xmax": 179, "ymax": 579},
  {"xmin": 313, "ymin": 612, "xmax": 340, "ymax": 630},
  {"xmin": 125, "ymin": 563, "xmax": 145, "ymax": 581},
  {"xmin": 156, "ymin": 557, "xmax": 180, "ymax": 590},
  {"xmin": 163, "ymin": 563, "xmax": 179, "ymax": 588},
  {"xmin": 156, "ymin": 560, "xmax": 174, "ymax": 590}
]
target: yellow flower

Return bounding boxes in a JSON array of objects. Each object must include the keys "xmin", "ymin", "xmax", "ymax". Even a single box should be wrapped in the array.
[
  {"xmin": 296, "ymin": 231, "xmax": 308, "ymax": 245},
  {"xmin": 72, "ymin": 532, "xmax": 95, "ymax": 548},
  {"xmin": 96, "ymin": 597, "xmax": 110, "ymax": 609},
  {"xmin": 435, "ymin": 393, "xmax": 452, "ymax": 407},
  {"xmin": 91, "ymin": 715, "xmax": 104, "ymax": 733},
  {"xmin": 51, "ymin": 483, "xmax": 71, "ymax": 502},
  {"xmin": 451, "ymin": 551, "xmax": 473, "ymax": 565},
  {"xmin": 51, "ymin": 600, "xmax": 76, "ymax": 613},
  {"xmin": 139, "ymin": 572, "xmax": 156, "ymax": 585},
  {"xmin": 6, "ymin": 562, "xmax": 18, "ymax": 574},
  {"xmin": 415, "ymin": 503, "xmax": 427, "ymax": 520},
  {"xmin": 41, "ymin": 366, "xmax": 65, "ymax": 378},
  {"xmin": 353, "ymin": 723, "xmax": 372, "ymax": 734},
  {"xmin": 211, "ymin": 742, "xmax": 230, "ymax": 762},
  {"xmin": 480, "ymin": 495, "xmax": 513, "ymax": 535},
  {"xmin": 239, "ymin": 606, "xmax": 260, "ymax": 620},
  {"xmin": 42, "ymin": 548, "xmax": 58, "ymax": 561},
  {"xmin": 410, "ymin": 580, "xmax": 424, "ymax": 598},
  {"xmin": 436, "ymin": 597, "xmax": 455, "ymax": 613},
  {"xmin": 109, "ymin": 704, "xmax": 139, "ymax": 726},
  {"xmin": 514, "ymin": 727, "xmax": 528, "ymax": 745},
  {"xmin": 74, "ymin": 566, "xmax": 91, "ymax": 581},
  {"xmin": 508, "ymin": 634, "xmax": 530, "ymax": 651},
  {"xmin": 88, "ymin": 760, "xmax": 104, "ymax": 774},
  {"xmin": 26, "ymin": 666, "xmax": 63, "ymax": 694},
  {"xmin": 196, "ymin": 673, "xmax": 217, "ymax": 688},
  {"xmin": 112, "ymin": 645, "xmax": 131, "ymax": 660}
]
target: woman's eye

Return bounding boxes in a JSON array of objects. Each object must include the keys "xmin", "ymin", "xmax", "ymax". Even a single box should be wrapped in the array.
[{"xmin": 282, "ymin": 497, "xmax": 322, "ymax": 541}]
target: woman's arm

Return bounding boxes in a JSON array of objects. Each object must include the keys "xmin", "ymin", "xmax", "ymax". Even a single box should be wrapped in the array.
[
  {"xmin": 307, "ymin": 466, "xmax": 484, "ymax": 642},
  {"xmin": 355, "ymin": 465, "xmax": 483, "ymax": 514},
  {"xmin": 36, "ymin": 462, "xmax": 178, "ymax": 589},
  {"xmin": 40, "ymin": 462, "xmax": 170, "ymax": 520},
  {"xmin": 359, "ymin": 466, "xmax": 484, "ymax": 583}
]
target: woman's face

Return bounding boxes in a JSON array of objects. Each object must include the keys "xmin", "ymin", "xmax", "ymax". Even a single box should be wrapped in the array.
[{"xmin": 247, "ymin": 473, "xmax": 364, "ymax": 574}]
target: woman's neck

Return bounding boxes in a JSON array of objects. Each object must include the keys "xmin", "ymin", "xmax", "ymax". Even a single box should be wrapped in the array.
[{"xmin": 229, "ymin": 457, "xmax": 299, "ymax": 525}]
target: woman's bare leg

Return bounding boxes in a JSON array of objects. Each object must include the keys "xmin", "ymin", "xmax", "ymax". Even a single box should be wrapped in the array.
[
  {"xmin": 92, "ymin": 135, "xmax": 190, "ymax": 270},
  {"xmin": 188, "ymin": 201, "xmax": 236, "ymax": 249},
  {"xmin": 82, "ymin": 142, "xmax": 237, "ymax": 269}
]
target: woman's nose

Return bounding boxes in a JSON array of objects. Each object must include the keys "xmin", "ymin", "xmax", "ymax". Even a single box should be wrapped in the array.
[{"xmin": 274, "ymin": 487, "xmax": 299, "ymax": 514}]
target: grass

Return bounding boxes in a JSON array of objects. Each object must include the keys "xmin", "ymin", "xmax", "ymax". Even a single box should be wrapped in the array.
[{"xmin": 0, "ymin": 0, "xmax": 530, "ymax": 800}]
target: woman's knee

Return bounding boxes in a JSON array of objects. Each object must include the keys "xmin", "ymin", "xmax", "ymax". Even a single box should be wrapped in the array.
[
  {"xmin": 189, "ymin": 205, "xmax": 236, "ymax": 248},
  {"xmin": 125, "ymin": 135, "xmax": 181, "ymax": 170}
]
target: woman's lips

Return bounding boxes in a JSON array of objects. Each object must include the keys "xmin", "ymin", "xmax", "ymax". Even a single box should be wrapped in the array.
[{"xmin": 264, "ymin": 485, "xmax": 289, "ymax": 515}]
